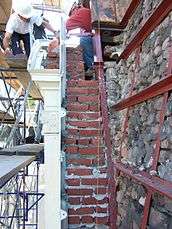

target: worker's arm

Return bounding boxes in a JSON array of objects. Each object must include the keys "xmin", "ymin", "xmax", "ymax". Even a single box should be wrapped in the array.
[
  {"xmin": 0, "ymin": 45, "xmax": 5, "ymax": 57},
  {"xmin": 42, "ymin": 19, "xmax": 59, "ymax": 37},
  {"xmin": 3, "ymin": 32, "xmax": 12, "ymax": 55}
]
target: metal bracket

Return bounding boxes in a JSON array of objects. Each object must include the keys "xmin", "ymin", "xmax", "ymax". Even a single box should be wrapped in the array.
[{"xmin": 60, "ymin": 209, "xmax": 67, "ymax": 220}]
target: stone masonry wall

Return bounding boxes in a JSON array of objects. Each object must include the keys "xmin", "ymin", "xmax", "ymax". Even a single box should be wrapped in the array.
[{"xmin": 106, "ymin": 0, "xmax": 172, "ymax": 228}]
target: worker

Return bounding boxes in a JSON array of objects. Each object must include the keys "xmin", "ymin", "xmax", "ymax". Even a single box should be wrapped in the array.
[
  {"xmin": 3, "ymin": 1, "xmax": 58, "ymax": 58},
  {"xmin": 66, "ymin": 0, "xmax": 94, "ymax": 76},
  {"xmin": 48, "ymin": 0, "xmax": 94, "ymax": 77}
]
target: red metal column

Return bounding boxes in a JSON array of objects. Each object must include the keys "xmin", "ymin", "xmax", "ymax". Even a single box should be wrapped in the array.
[
  {"xmin": 93, "ymin": 30, "xmax": 117, "ymax": 229},
  {"xmin": 140, "ymin": 42, "xmax": 172, "ymax": 229}
]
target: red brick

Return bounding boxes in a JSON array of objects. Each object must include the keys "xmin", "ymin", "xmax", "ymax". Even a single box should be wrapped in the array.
[
  {"xmin": 95, "ymin": 188, "xmax": 107, "ymax": 195},
  {"xmin": 95, "ymin": 216, "xmax": 109, "ymax": 224},
  {"xmin": 67, "ymin": 112, "xmax": 100, "ymax": 120},
  {"xmin": 89, "ymin": 104, "xmax": 100, "ymax": 112},
  {"xmin": 67, "ymin": 88, "xmax": 90, "ymax": 95},
  {"xmin": 96, "ymin": 207, "xmax": 108, "ymax": 214},
  {"xmin": 88, "ymin": 89, "xmax": 99, "ymax": 94},
  {"xmin": 68, "ymin": 129, "xmax": 78, "ymax": 135},
  {"xmin": 65, "ymin": 146, "xmax": 78, "ymax": 154},
  {"xmin": 67, "ymin": 80, "xmax": 78, "ymax": 87},
  {"xmin": 67, "ymin": 188, "xmax": 93, "ymax": 196},
  {"xmin": 79, "ymin": 129, "xmax": 100, "ymax": 136},
  {"xmin": 92, "ymin": 158, "xmax": 106, "ymax": 166},
  {"xmin": 68, "ymin": 197, "xmax": 80, "ymax": 205},
  {"xmin": 67, "ymin": 112, "xmax": 79, "ymax": 119},
  {"xmin": 82, "ymin": 197, "xmax": 109, "ymax": 205},
  {"xmin": 68, "ymin": 216, "xmax": 80, "ymax": 224},
  {"xmin": 91, "ymin": 138, "xmax": 102, "ymax": 146},
  {"xmin": 67, "ymin": 95, "xmax": 77, "ymax": 102},
  {"xmin": 66, "ymin": 179, "xmax": 80, "ymax": 186},
  {"xmin": 77, "ymin": 139, "xmax": 90, "ymax": 145},
  {"xmin": 67, "ymin": 80, "xmax": 98, "ymax": 88},
  {"xmin": 81, "ymin": 178, "xmax": 108, "ymax": 186},
  {"xmin": 78, "ymin": 96, "xmax": 99, "ymax": 103},
  {"xmin": 67, "ymin": 104, "xmax": 89, "ymax": 112},
  {"xmin": 64, "ymin": 138, "xmax": 76, "ymax": 144},
  {"xmin": 68, "ymin": 121, "xmax": 100, "ymax": 128},
  {"xmin": 81, "ymin": 216, "xmax": 94, "ymax": 223},
  {"xmin": 69, "ymin": 207, "xmax": 94, "ymax": 215},
  {"xmin": 79, "ymin": 147, "xmax": 102, "ymax": 155},
  {"xmin": 47, "ymin": 52, "xmax": 58, "ymax": 58},
  {"xmin": 47, "ymin": 63, "xmax": 58, "ymax": 69},
  {"xmin": 82, "ymin": 197, "xmax": 97, "ymax": 205},
  {"xmin": 67, "ymin": 168, "xmax": 92, "ymax": 176},
  {"xmin": 67, "ymin": 159, "xmax": 93, "ymax": 166},
  {"xmin": 77, "ymin": 81, "xmax": 98, "ymax": 87}
]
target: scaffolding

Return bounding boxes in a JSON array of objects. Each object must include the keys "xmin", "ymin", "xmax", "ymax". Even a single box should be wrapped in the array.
[{"xmin": 0, "ymin": 149, "xmax": 44, "ymax": 229}]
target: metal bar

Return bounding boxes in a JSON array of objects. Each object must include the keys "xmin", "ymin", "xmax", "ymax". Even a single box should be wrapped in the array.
[
  {"xmin": 1, "ymin": 72, "xmax": 16, "ymax": 118},
  {"xmin": 120, "ymin": 0, "xmax": 172, "ymax": 59},
  {"xmin": 93, "ymin": 30, "xmax": 117, "ymax": 229},
  {"xmin": 112, "ymin": 74, "xmax": 172, "ymax": 111},
  {"xmin": 120, "ymin": 0, "xmax": 141, "ymax": 27},
  {"xmin": 0, "ymin": 76, "xmax": 18, "ymax": 80},
  {"xmin": 93, "ymin": 30, "xmax": 103, "ymax": 63},
  {"xmin": 140, "ymin": 40, "xmax": 172, "ymax": 229},
  {"xmin": 0, "ymin": 67, "xmax": 27, "ymax": 72},
  {"xmin": 114, "ymin": 161, "xmax": 172, "ymax": 199},
  {"xmin": 0, "ymin": 97, "xmax": 42, "ymax": 101},
  {"xmin": 0, "ymin": 156, "xmax": 36, "ymax": 189},
  {"xmin": 5, "ymin": 80, "xmax": 32, "ymax": 147}
]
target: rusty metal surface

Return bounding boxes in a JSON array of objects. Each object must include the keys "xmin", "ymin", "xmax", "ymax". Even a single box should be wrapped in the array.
[
  {"xmin": 120, "ymin": 0, "xmax": 172, "ymax": 59},
  {"xmin": 120, "ymin": 0, "xmax": 141, "ymax": 27},
  {"xmin": 91, "ymin": 0, "xmax": 117, "ymax": 22},
  {"xmin": 112, "ymin": 74, "xmax": 172, "ymax": 111},
  {"xmin": 140, "ymin": 42, "xmax": 172, "ymax": 229},
  {"xmin": 93, "ymin": 30, "xmax": 117, "ymax": 229},
  {"xmin": 114, "ymin": 161, "xmax": 172, "ymax": 199}
]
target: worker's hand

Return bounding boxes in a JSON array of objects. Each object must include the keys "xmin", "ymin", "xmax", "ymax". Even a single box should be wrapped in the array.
[
  {"xmin": 4, "ymin": 47, "xmax": 12, "ymax": 56},
  {"xmin": 48, "ymin": 38, "xmax": 60, "ymax": 53},
  {"xmin": 54, "ymin": 30, "xmax": 59, "ymax": 38}
]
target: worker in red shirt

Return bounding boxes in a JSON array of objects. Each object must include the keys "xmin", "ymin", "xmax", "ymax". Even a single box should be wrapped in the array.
[{"xmin": 66, "ymin": 0, "xmax": 94, "ymax": 76}]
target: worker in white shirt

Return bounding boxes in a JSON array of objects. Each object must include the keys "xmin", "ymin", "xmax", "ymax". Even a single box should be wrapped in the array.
[{"xmin": 3, "ymin": 1, "xmax": 58, "ymax": 58}]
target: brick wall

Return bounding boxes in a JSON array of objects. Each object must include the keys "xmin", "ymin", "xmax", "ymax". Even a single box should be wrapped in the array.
[
  {"xmin": 47, "ymin": 46, "xmax": 109, "ymax": 228},
  {"xmin": 64, "ymin": 46, "xmax": 109, "ymax": 228}
]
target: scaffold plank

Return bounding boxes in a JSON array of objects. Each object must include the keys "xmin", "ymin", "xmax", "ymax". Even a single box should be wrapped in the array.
[
  {"xmin": 0, "ymin": 144, "xmax": 44, "ymax": 156},
  {"xmin": 0, "ymin": 155, "xmax": 35, "ymax": 188}
]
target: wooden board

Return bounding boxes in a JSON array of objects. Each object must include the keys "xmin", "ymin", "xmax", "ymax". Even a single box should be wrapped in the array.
[
  {"xmin": 0, "ymin": 155, "xmax": 35, "ymax": 188},
  {"xmin": 0, "ymin": 143, "xmax": 44, "ymax": 155},
  {"xmin": 0, "ymin": 0, "xmax": 11, "ymax": 25},
  {"xmin": 0, "ymin": 110, "xmax": 14, "ymax": 122},
  {"xmin": 0, "ymin": 54, "xmax": 42, "ymax": 99}
]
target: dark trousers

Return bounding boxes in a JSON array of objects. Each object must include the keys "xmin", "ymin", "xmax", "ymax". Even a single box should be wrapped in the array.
[
  {"xmin": 11, "ymin": 32, "xmax": 30, "ymax": 57},
  {"xmin": 80, "ymin": 36, "xmax": 94, "ymax": 70}
]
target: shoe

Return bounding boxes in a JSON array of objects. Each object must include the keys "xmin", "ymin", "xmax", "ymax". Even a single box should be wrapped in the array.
[{"xmin": 85, "ymin": 67, "xmax": 95, "ymax": 80}]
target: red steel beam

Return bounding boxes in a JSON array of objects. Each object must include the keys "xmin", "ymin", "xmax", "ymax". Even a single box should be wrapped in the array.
[
  {"xmin": 114, "ymin": 161, "xmax": 172, "ymax": 199},
  {"xmin": 120, "ymin": 0, "xmax": 141, "ymax": 28},
  {"xmin": 93, "ymin": 30, "xmax": 117, "ymax": 229},
  {"xmin": 112, "ymin": 74, "xmax": 172, "ymax": 111},
  {"xmin": 120, "ymin": 0, "xmax": 172, "ymax": 59}
]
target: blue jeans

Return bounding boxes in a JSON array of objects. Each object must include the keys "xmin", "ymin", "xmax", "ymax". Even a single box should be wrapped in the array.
[
  {"xmin": 80, "ymin": 36, "xmax": 94, "ymax": 70},
  {"xmin": 11, "ymin": 32, "xmax": 30, "ymax": 57}
]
